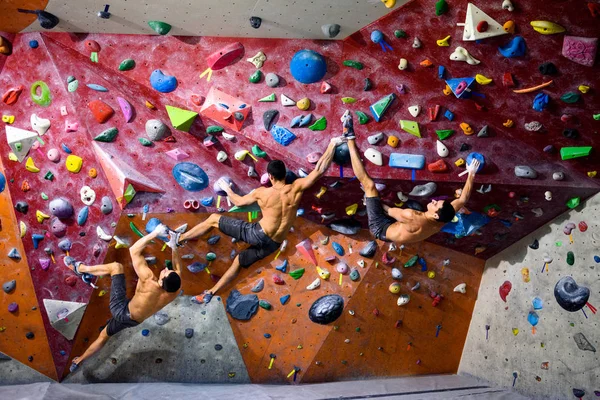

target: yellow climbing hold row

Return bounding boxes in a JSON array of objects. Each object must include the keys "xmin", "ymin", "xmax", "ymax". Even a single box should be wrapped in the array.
[{"xmin": 475, "ymin": 74, "xmax": 493, "ymax": 85}]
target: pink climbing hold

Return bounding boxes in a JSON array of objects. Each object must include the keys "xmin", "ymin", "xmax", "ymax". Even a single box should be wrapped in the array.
[
  {"xmin": 117, "ymin": 97, "xmax": 133, "ymax": 122},
  {"xmin": 296, "ymin": 239, "xmax": 318, "ymax": 266},
  {"xmin": 166, "ymin": 148, "xmax": 189, "ymax": 161},
  {"xmin": 273, "ymin": 274, "xmax": 285, "ymax": 285},
  {"xmin": 562, "ymin": 35, "xmax": 598, "ymax": 67},
  {"xmin": 39, "ymin": 258, "xmax": 51, "ymax": 271},
  {"xmin": 65, "ymin": 121, "xmax": 79, "ymax": 132},
  {"xmin": 499, "ymin": 281, "xmax": 512, "ymax": 302}
]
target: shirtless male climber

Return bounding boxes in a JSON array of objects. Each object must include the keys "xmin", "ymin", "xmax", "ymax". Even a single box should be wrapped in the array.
[
  {"xmin": 341, "ymin": 109, "xmax": 480, "ymax": 244},
  {"xmin": 178, "ymin": 137, "xmax": 345, "ymax": 303},
  {"xmin": 66, "ymin": 224, "xmax": 182, "ymax": 372}
]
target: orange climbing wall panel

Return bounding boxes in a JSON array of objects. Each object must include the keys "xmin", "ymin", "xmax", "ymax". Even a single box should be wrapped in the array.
[
  {"xmin": 0, "ymin": 160, "xmax": 57, "ymax": 381},
  {"xmin": 0, "ymin": 1, "xmax": 49, "ymax": 33}
]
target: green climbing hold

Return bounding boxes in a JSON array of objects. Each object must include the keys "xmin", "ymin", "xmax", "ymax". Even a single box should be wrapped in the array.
[
  {"xmin": 309, "ymin": 116, "xmax": 327, "ymax": 131},
  {"xmin": 259, "ymin": 93, "xmax": 276, "ymax": 102},
  {"xmin": 249, "ymin": 70, "xmax": 262, "ymax": 83},
  {"xmin": 123, "ymin": 184, "xmax": 136, "ymax": 204},
  {"xmin": 259, "ymin": 300, "xmax": 272, "ymax": 310},
  {"xmin": 31, "ymin": 81, "xmax": 52, "ymax": 107},
  {"xmin": 435, "ymin": 0, "xmax": 448, "ymax": 15},
  {"xmin": 566, "ymin": 197, "xmax": 580, "ymax": 209},
  {"xmin": 400, "ymin": 120, "xmax": 421, "ymax": 138},
  {"xmin": 341, "ymin": 97, "xmax": 357, "ymax": 104},
  {"xmin": 483, "ymin": 204, "xmax": 501, "ymax": 213},
  {"xmin": 129, "ymin": 221, "xmax": 144, "ymax": 237},
  {"xmin": 356, "ymin": 111, "xmax": 369, "ymax": 124},
  {"xmin": 560, "ymin": 92, "xmax": 581, "ymax": 104},
  {"xmin": 566, "ymin": 251, "xmax": 575, "ymax": 266},
  {"xmin": 41, "ymin": 192, "xmax": 48, "ymax": 200},
  {"xmin": 139, "ymin": 137, "xmax": 152, "ymax": 146},
  {"xmin": 206, "ymin": 125, "xmax": 224, "ymax": 134},
  {"xmin": 404, "ymin": 255, "xmax": 418, "ymax": 268},
  {"xmin": 166, "ymin": 105, "xmax": 198, "ymax": 132},
  {"xmin": 67, "ymin": 79, "xmax": 78, "ymax": 93},
  {"xmin": 560, "ymin": 146, "xmax": 592, "ymax": 160},
  {"xmin": 44, "ymin": 171, "xmax": 54, "ymax": 181},
  {"xmin": 436, "ymin": 129, "xmax": 454, "ymax": 140},
  {"xmin": 148, "ymin": 21, "xmax": 172, "ymax": 35},
  {"xmin": 394, "ymin": 30, "xmax": 407, "ymax": 38},
  {"xmin": 343, "ymin": 60, "xmax": 364, "ymax": 70},
  {"xmin": 593, "ymin": 113, "xmax": 600, "ymax": 120},
  {"xmin": 206, "ymin": 252, "xmax": 217, "ymax": 262},
  {"xmin": 118, "ymin": 59, "xmax": 136, "ymax": 71},
  {"xmin": 165, "ymin": 260, "xmax": 173, "ymax": 269},
  {"xmin": 289, "ymin": 268, "xmax": 305, "ymax": 280},
  {"xmin": 94, "ymin": 127, "xmax": 118, "ymax": 142},
  {"xmin": 252, "ymin": 145, "xmax": 267, "ymax": 158}
]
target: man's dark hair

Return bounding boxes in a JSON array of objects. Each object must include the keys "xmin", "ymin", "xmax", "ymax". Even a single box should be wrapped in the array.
[
  {"xmin": 162, "ymin": 271, "xmax": 181, "ymax": 292},
  {"xmin": 267, "ymin": 160, "xmax": 286, "ymax": 181},
  {"xmin": 437, "ymin": 201, "xmax": 456, "ymax": 223}
]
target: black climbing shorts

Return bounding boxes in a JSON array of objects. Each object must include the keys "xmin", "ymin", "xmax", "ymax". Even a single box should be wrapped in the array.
[
  {"xmin": 366, "ymin": 197, "xmax": 395, "ymax": 242},
  {"xmin": 106, "ymin": 274, "xmax": 140, "ymax": 336},
  {"xmin": 218, "ymin": 216, "xmax": 281, "ymax": 268}
]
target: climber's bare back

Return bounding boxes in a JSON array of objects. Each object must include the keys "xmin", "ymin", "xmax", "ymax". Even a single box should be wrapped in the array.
[
  {"xmin": 254, "ymin": 184, "xmax": 303, "ymax": 243},
  {"xmin": 127, "ymin": 265, "xmax": 179, "ymax": 322},
  {"xmin": 385, "ymin": 209, "xmax": 444, "ymax": 245}
]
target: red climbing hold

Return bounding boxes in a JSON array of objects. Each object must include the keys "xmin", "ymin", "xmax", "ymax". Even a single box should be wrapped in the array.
[
  {"xmin": 477, "ymin": 20, "xmax": 489, "ymax": 32},
  {"xmin": 372, "ymin": 308, "xmax": 380, "ymax": 316},
  {"xmin": 190, "ymin": 94, "xmax": 204, "ymax": 106},
  {"xmin": 382, "ymin": 252, "xmax": 396, "ymax": 265},
  {"xmin": 88, "ymin": 100, "xmax": 114, "ymax": 123},
  {"xmin": 430, "ymin": 291, "xmax": 443, "ymax": 307},
  {"xmin": 428, "ymin": 105, "xmax": 440, "ymax": 121},
  {"xmin": 499, "ymin": 281, "xmax": 512, "ymax": 302},
  {"xmin": 273, "ymin": 274, "xmax": 285, "ymax": 285},
  {"xmin": 502, "ymin": 72, "xmax": 515, "ymax": 88},
  {"xmin": 320, "ymin": 81, "xmax": 332, "ymax": 94},
  {"xmin": 65, "ymin": 275, "xmax": 77, "ymax": 287},
  {"xmin": 578, "ymin": 221, "xmax": 588, "ymax": 232},
  {"xmin": 85, "ymin": 40, "xmax": 101, "ymax": 52},
  {"xmin": 588, "ymin": 2, "xmax": 600, "ymax": 17},
  {"xmin": 206, "ymin": 42, "xmax": 244, "ymax": 71},
  {"xmin": 2, "ymin": 85, "xmax": 24, "ymax": 105},
  {"xmin": 427, "ymin": 159, "xmax": 448, "ymax": 173}
]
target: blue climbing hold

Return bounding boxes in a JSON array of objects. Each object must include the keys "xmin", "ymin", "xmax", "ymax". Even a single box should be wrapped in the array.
[
  {"xmin": 527, "ymin": 311, "xmax": 539, "ymax": 327},
  {"xmin": 466, "ymin": 152, "xmax": 485, "ymax": 172},
  {"xmin": 187, "ymin": 262, "xmax": 207, "ymax": 273},
  {"xmin": 289, "ymin": 49, "xmax": 327, "ymax": 84},
  {"xmin": 371, "ymin": 30, "xmax": 383, "ymax": 44},
  {"xmin": 264, "ymin": 333, "xmax": 272, "ymax": 338},
  {"xmin": 86, "ymin": 84, "xmax": 108, "ymax": 92},
  {"xmin": 594, "ymin": 255, "xmax": 600, "ymax": 263},
  {"xmin": 532, "ymin": 297, "xmax": 543, "ymax": 310},
  {"xmin": 201, "ymin": 197, "xmax": 214, "ymax": 207},
  {"xmin": 332, "ymin": 242, "xmax": 344, "ymax": 256},
  {"xmin": 418, "ymin": 257, "xmax": 427, "ymax": 271},
  {"xmin": 0, "ymin": 172, "xmax": 5, "ymax": 193},
  {"xmin": 297, "ymin": 208, "xmax": 305, "ymax": 216},
  {"xmin": 498, "ymin": 36, "xmax": 526, "ymax": 58},
  {"xmin": 7, "ymin": 248, "xmax": 21, "ymax": 260},
  {"xmin": 533, "ymin": 93, "xmax": 549, "ymax": 112},
  {"xmin": 280, "ymin": 294, "xmax": 290, "ymax": 305},
  {"xmin": 207, "ymin": 235, "xmax": 221, "ymax": 245},
  {"xmin": 172, "ymin": 162, "xmax": 209, "ymax": 191},
  {"xmin": 270, "ymin": 125, "xmax": 297, "ymax": 146},
  {"xmin": 290, "ymin": 115, "xmax": 302, "ymax": 128},
  {"xmin": 299, "ymin": 114, "xmax": 313, "ymax": 127},
  {"xmin": 141, "ymin": 329, "xmax": 150, "ymax": 336},
  {"xmin": 276, "ymin": 260, "xmax": 288, "ymax": 273},
  {"xmin": 444, "ymin": 109, "xmax": 454, "ymax": 121},
  {"xmin": 29, "ymin": 40, "xmax": 39, "ymax": 49},
  {"xmin": 438, "ymin": 65, "xmax": 445, "ymax": 79},
  {"xmin": 61, "ymin": 143, "xmax": 72, "ymax": 154},
  {"xmin": 499, "ymin": 219, "xmax": 512, "ymax": 228},
  {"xmin": 32, "ymin": 234, "xmax": 44, "ymax": 249},
  {"xmin": 150, "ymin": 69, "xmax": 178, "ymax": 93},
  {"xmin": 77, "ymin": 206, "xmax": 89, "ymax": 226}
]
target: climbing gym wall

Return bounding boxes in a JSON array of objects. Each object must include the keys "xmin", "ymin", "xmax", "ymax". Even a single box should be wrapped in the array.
[
  {"xmin": 0, "ymin": 0, "xmax": 598, "ymax": 386},
  {"xmin": 459, "ymin": 193, "xmax": 600, "ymax": 400}
]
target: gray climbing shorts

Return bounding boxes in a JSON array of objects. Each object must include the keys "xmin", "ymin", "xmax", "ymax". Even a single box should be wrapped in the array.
[
  {"xmin": 366, "ymin": 197, "xmax": 395, "ymax": 242},
  {"xmin": 106, "ymin": 274, "xmax": 139, "ymax": 336},
  {"xmin": 218, "ymin": 216, "xmax": 281, "ymax": 268}
]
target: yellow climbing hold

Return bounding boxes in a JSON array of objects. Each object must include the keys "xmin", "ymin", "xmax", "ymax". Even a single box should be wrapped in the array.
[
  {"xmin": 427, "ymin": 271, "xmax": 436, "ymax": 279},
  {"xmin": 503, "ymin": 119, "xmax": 514, "ymax": 128},
  {"xmin": 297, "ymin": 97, "xmax": 310, "ymax": 111},
  {"xmin": 145, "ymin": 100, "xmax": 156, "ymax": 109},
  {"xmin": 317, "ymin": 266, "xmax": 331, "ymax": 280},
  {"xmin": 475, "ymin": 74, "xmax": 493, "ymax": 85},
  {"xmin": 381, "ymin": 0, "xmax": 396, "ymax": 8},
  {"xmin": 578, "ymin": 85, "xmax": 590, "ymax": 94},
  {"xmin": 436, "ymin": 35, "xmax": 451, "ymax": 46},
  {"xmin": 65, "ymin": 155, "xmax": 83, "ymax": 173},
  {"xmin": 443, "ymin": 84, "xmax": 452, "ymax": 96},
  {"xmin": 19, "ymin": 221, "xmax": 26, "ymax": 238},
  {"xmin": 588, "ymin": 171, "xmax": 597, "ymax": 178},
  {"xmin": 8, "ymin": 152, "xmax": 18, "ymax": 162},
  {"xmin": 99, "ymin": 290, "xmax": 107, "ymax": 297},
  {"xmin": 345, "ymin": 203, "xmax": 358, "ymax": 216},
  {"xmin": 25, "ymin": 157, "xmax": 40, "ymax": 173},
  {"xmin": 455, "ymin": 158, "xmax": 465, "ymax": 167},
  {"xmin": 530, "ymin": 20, "xmax": 565, "ymax": 35},
  {"xmin": 315, "ymin": 186, "xmax": 327, "ymax": 199},
  {"xmin": 341, "ymin": 97, "xmax": 357, "ymax": 104},
  {"xmin": 512, "ymin": 328, "xmax": 519, "ymax": 336},
  {"xmin": 36, "ymin": 210, "xmax": 50, "ymax": 223}
]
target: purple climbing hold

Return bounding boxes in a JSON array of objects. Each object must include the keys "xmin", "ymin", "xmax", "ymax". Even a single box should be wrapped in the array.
[
  {"xmin": 8, "ymin": 302, "xmax": 18, "ymax": 313},
  {"xmin": 187, "ymin": 262, "xmax": 207, "ymax": 273},
  {"xmin": 50, "ymin": 217, "xmax": 67, "ymax": 238},
  {"xmin": 39, "ymin": 258, "xmax": 51, "ymax": 271},
  {"xmin": 58, "ymin": 239, "xmax": 72, "ymax": 252},
  {"xmin": 2, "ymin": 280, "xmax": 16, "ymax": 293},
  {"xmin": 49, "ymin": 198, "xmax": 74, "ymax": 219}
]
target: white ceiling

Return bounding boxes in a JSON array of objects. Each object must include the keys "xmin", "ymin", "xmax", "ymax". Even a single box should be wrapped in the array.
[{"xmin": 21, "ymin": 0, "xmax": 410, "ymax": 39}]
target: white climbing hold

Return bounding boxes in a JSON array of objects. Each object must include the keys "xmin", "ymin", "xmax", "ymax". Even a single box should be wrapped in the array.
[
  {"xmin": 306, "ymin": 278, "xmax": 321, "ymax": 290},
  {"xmin": 398, "ymin": 58, "xmax": 408, "ymax": 70},
  {"xmin": 248, "ymin": 166, "xmax": 258, "ymax": 178},
  {"xmin": 397, "ymin": 294, "xmax": 410, "ymax": 306},
  {"xmin": 364, "ymin": 148, "xmax": 383, "ymax": 166},
  {"xmin": 30, "ymin": 114, "xmax": 51, "ymax": 136},
  {"xmin": 222, "ymin": 132, "xmax": 235, "ymax": 141},
  {"xmin": 397, "ymin": 192, "xmax": 408, "ymax": 202},
  {"xmin": 80, "ymin": 186, "xmax": 96, "ymax": 206},
  {"xmin": 357, "ymin": 259, "xmax": 365, "ymax": 268},
  {"xmin": 450, "ymin": 47, "xmax": 481, "ymax": 65},
  {"xmin": 246, "ymin": 51, "xmax": 266, "ymax": 68},
  {"xmin": 408, "ymin": 105, "xmax": 421, "ymax": 117},
  {"xmin": 367, "ymin": 132, "xmax": 384, "ymax": 145},
  {"xmin": 502, "ymin": 0, "xmax": 514, "ymax": 11},
  {"xmin": 96, "ymin": 226, "xmax": 113, "ymax": 241},
  {"xmin": 392, "ymin": 268, "xmax": 403, "ymax": 279},
  {"xmin": 454, "ymin": 283, "xmax": 467, "ymax": 293},
  {"xmin": 544, "ymin": 191, "xmax": 552, "ymax": 201},
  {"xmin": 217, "ymin": 151, "xmax": 227, "ymax": 162},
  {"xmin": 281, "ymin": 94, "xmax": 295, "ymax": 106},
  {"xmin": 436, "ymin": 140, "xmax": 449, "ymax": 157},
  {"xmin": 412, "ymin": 37, "xmax": 422, "ymax": 48}
]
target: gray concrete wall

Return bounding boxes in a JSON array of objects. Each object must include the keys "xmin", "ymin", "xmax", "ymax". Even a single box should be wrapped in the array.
[{"xmin": 459, "ymin": 193, "xmax": 600, "ymax": 399}]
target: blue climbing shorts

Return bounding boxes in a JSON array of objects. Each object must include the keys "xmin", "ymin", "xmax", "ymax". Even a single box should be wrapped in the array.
[
  {"xmin": 218, "ymin": 216, "xmax": 281, "ymax": 268},
  {"xmin": 366, "ymin": 197, "xmax": 395, "ymax": 242},
  {"xmin": 106, "ymin": 274, "xmax": 139, "ymax": 336}
]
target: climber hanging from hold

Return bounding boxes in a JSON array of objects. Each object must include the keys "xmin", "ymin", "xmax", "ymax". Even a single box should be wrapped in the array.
[
  {"xmin": 66, "ymin": 224, "xmax": 182, "ymax": 374},
  {"xmin": 179, "ymin": 137, "xmax": 346, "ymax": 303},
  {"xmin": 342, "ymin": 109, "xmax": 480, "ymax": 244}
]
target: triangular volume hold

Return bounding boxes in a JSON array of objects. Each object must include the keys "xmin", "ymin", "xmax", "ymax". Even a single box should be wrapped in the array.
[
  {"xmin": 43, "ymin": 299, "xmax": 87, "ymax": 341},
  {"xmin": 92, "ymin": 142, "xmax": 164, "ymax": 207},
  {"xmin": 461, "ymin": 3, "xmax": 508, "ymax": 41},
  {"xmin": 166, "ymin": 105, "xmax": 198, "ymax": 132},
  {"xmin": 445, "ymin": 77, "xmax": 475, "ymax": 98},
  {"xmin": 5, "ymin": 126, "xmax": 39, "ymax": 162},
  {"xmin": 295, "ymin": 239, "xmax": 318, "ymax": 266}
]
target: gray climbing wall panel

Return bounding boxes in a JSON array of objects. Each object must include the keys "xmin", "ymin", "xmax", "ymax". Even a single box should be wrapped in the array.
[
  {"xmin": 64, "ymin": 295, "xmax": 250, "ymax": 384},
  {"xmin": 0, "ymin": 355, "xmax": 54, "ymax": 385},
  {"xmin": 459, "ymin": 193, "xmax": 600, "ymax": 399}
]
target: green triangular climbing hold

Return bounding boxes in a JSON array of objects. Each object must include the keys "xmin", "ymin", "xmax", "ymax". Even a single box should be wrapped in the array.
[
  {"xmin": 94, "ymin": 127, "xmax": 118, "ymax": 142},
  {"xmin": 436, "ymin": 129, "xmax": 454, "ymax": 140},
  {"xmin": 369, "ymin": 93, "xmax": 396, "ymax": 122},
  {"xmin": 166, "ymin": 105, "xmax": 198, "ymax": 132},
  {"xmin": 123, "ymin": 184, "xmax": 136, "ymax": 204},
  {"xmin": 400, "ymin": 120, "xmax": 421, "ymax": 138},
  {"xmin": 148, "ymin": 21, "xmax": 172, "ymax": 35},
  {"xmin": 560, "ymin": 146, "xmax": 592, "ymax": 160},
  {"xmin": 309, "ymin": 116, "xmax": 327, "ymax": 131},
  {"xmin": 259, "ymin": 93, "xmax": 276, "ymax": 102},
  {"xmin": 229, "ymin": 203, "xmax": 261, "ymax": 212}
]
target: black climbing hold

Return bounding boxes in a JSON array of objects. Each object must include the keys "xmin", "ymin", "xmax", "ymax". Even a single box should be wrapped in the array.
[
  {"xmin": 364, "ymin": 78, "xmax": 373, "ymax": 91},
  {"xmin": 226, "ymin": 289, "xmax": 259, "ymax": 320},
  {"xmin": 28, "ymin": 356, "xmax": 33, "ymax": 362},
  {"xmin": 563, "ymin": 128, "xmax": 579, "ymax": 139},
  {"xmin": 17, "ymin": 9, "xmax": 59, "ymax": 29},
  {"xmin": 538, "ymin": 62, "xmax": 557, "ymax": 75},
  {"xmin": 2, "ymin": 280, "xmax": 16, "ymax": 293},
  {"xmin": 25, "ymin": 332, "xmax": 34, "ymax": 339},
  {"xmin": 573, "ymin": 389, "xmax": 585, "ymax": 398},
  {"xmin": 328, "ymin": 219, "xmax": 362, "ymax": 235},
  {"xmin": 215, "ymin": 344, "xmax": 223, "ymax": 351},
  {"xmin": 285, "ymin": 170, "xmax": 298, "ymax": 184},
  {"xmin": 404, "ymin": 200, "xmax": 424, "ymax": 212},
  {"xmin": 249, "ymin": 16, "xmax": 262, "ymax": 29},
  {"xmin": 529, "ymin": 239, "xmax": 539, "ymax": 250},
  {"xmin": 263, "ymin": 109, "xmax": 279, "ymax": 130},
  {"xmin": 573, "ymin": 332, "xmax": 596, "ymax": 352},
  {"xmin": 234, "ymin": 112, "xmax": 244, "ymax": 121},
  {"xmin": 333, "ymin": 143, "xmax": 350, "ymax": 166},
  {"xmin": 329, "ymin": 181, "xmax": 343, "ymax": 189},
  {"xmin": 494, "ymin": 232, "xmax": 508, "ymax": 241},
  {"xmin": 79, "ymin": 232, "xmax": 86, "ymax": 237},
  {"xmin": 359, "ymin": 241, "xmax": 377, "ymax": 258},
  {"xmin": 554, "ymin": 276, "xmax": 590, "ymax": 312},
  {"xmin": 156, "ymin": 358, "xmax": 162, "ymax": 363},
  {"xmin": 207, "ymin": 235, "xmax": 221, "ymax": 245},
  {"xmin": 15, "ymin": 201, "xmax": 28, "ymax": 214},
  {"xmin": 459, "ymin": 143, "xmax": 470, "ymax": 152},
  {"xmin": 309, "ymin": 294, "xmax": 344, "ymax": 325},
  {"xmin": 110, "ymin": 357, "xmax": 117, "ymax": 364},
  {"xmin": 185, "ymin": 328, "xmax": 194, "ymax": 338}
]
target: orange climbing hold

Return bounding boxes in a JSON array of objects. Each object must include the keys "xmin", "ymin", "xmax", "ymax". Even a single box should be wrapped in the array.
[
  {"xmin": 146, "ymin": 101, "xmax": 156, "ymax": 109},
  {"xmin": 88, "ymin": 168, "xmax": 97, "ymax": 178},
  {"xmin": 21, "ymin": 180, "xmax": 30, "ymax": 192},
  {"xmin": 387, "ymin": 136, "xmax": 399, "ymax": 148},
  {"xmin": 460, "ymin": 122, "xmax": 473, "ymax": 135},
  {"xmin": 428, "ymin": 159, "xmax": 448, "ymax": 173},
  {"xmin": 419, "ymin": 59, "xmax": 433, "ymax": 67},
  {"xmin": 503, "ymin": 119, "xmax": 514, "ymax": 128},
  {"xmin": 88, "ymin": 100, "xmax": 114, "ymax": 123}
]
